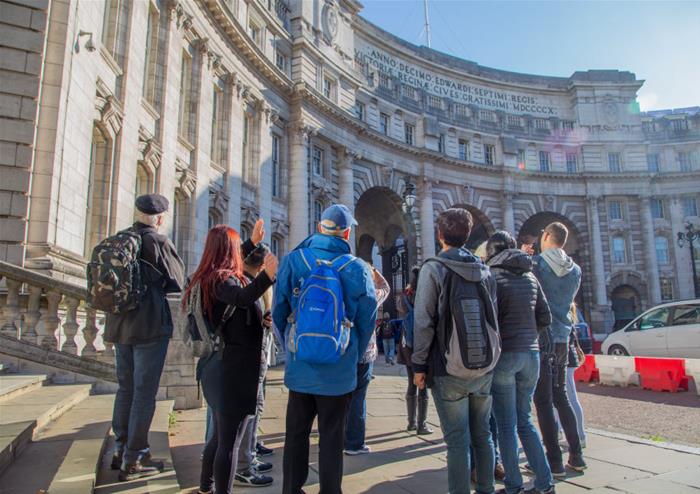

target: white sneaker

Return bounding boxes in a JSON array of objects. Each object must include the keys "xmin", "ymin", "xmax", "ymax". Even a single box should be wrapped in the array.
[{"xmin": 344, "ymin": 445, "xmax": 371, "ymax": 455}]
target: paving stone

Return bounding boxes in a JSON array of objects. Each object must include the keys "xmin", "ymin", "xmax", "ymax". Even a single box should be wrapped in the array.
[
  {"xmin": 585, "ymin": 442, "xmax": 700, "ymax": 475},
  {"xmin": 610, "ymin": 475, "xmax": 700, "ymax": 493}
]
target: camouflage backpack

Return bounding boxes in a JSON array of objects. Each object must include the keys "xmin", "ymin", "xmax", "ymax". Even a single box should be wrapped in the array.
[{"xmin": 86, "ymin": 228, "xmax": 143, "ymax": 313}]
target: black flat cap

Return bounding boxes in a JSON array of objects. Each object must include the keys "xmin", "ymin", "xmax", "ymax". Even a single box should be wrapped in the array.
[{"xmin": 135, "ymin": 194, "xmax": 169, "ymax": 214}]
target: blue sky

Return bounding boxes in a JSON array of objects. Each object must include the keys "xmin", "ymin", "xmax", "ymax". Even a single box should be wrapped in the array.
[{"xmin": 359, "ymin": 0, "xmax": 700, "ymax": 111}]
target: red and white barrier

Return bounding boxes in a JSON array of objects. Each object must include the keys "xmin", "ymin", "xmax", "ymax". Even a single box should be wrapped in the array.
[{"xmin": 575, "ymin": 354, "xmax": 700, "ymax": 395}]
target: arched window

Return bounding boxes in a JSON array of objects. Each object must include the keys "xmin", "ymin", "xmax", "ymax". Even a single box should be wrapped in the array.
[
  {"xmin": 208, "ymin": 209, "xmax": 222, "ymax": 230},
  {"xmin": 314, "ymin": 200, "xmax": 324, "ymax": 225},
  {"xmin": 655, "ymin": 236, "xmax": 670, "ymax": 265},
  {"xmin": 271, "ymin": 235, "xmax": 284, "ymax": 258},
  {"xmin": 240, "ymin": 223, "xmax": 252, "ymax": 242},
  {"xmin": 135, "ymin": 162, "xmax": 152, "ymax": 199}
]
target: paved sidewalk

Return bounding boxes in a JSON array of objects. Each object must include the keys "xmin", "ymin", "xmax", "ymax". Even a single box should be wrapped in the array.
[{"xmin": 170, "ymin": 362, "xmax": 700, "ymax": 493}]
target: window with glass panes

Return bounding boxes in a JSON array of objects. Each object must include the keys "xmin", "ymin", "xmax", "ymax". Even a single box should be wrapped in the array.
[
  {"xmin": 210, "ymin": 84, "xmax": 223, "ymax": 163},
  {"xmin": 608, "ymin": 152, "xmax": 621, "ymax": 172},
  {"xmin": 660, "ymin": 278, "xmax": 673, "ymax": 301},
  {"xmin": 404, "ymin": 123, "xmax": 414, "ymax": 146},
  {"xmin": 655, "ymin": 236, "xmax": 670, "ymax": 264},
  {"xmin": 458, "ymin": 139, "xmax": 469, "ymax": 160},
  {"xmin": 484, "ymin": 144, "xmax": 495, "ymax": 165},
  {"xmin": 312, "ymin": 146, "xmax": 323, "ymax": 176},
  {"xmin": 438, "ymin": 134, "xmax": 445, "ymax": 153},
  {"xmin": 612, "ymin": 237, "xmax": 627, "ymax": 264},
  {"xmin": 379, "ymin": 113, "xmax": 389, "ymax": 135},
  {"xmin": 355, "ymin": 101, "xmax": 365, "ymax": 121},
  {"xmin": 608, "ymin": 200, "xmax": 623, "ymax": 220},
  {"xmin": 178, "ymin": 51, "xmax": 192, "ymax": 139},
  {"xmin": 314, "ymin": 200, "xmax": 323, "ymax": 225},
  {"xmin": 323, "ymin": 77, "xmax": 334, "ymax": 100},
  {"xmin": 275, "ymin": 50, "xmax": 287, "ymax": 72},
  {"xmin": 647, "ymin": 153, "xmax": 660, "ymax": 172},
  {"xmin": 142, "ymin": 4, "xmax": 159, "ymax": 105},
  {"xmin": 651, "ymin": 198, "xmax": 664, "ymax": 219},
  {"xmin": 539, "ymin": 151, "xmax": 550, "ymax": 172},
  {"xmin": 565, "ymin": 153, "xmax": 577, "ymax": 173},
  {"xmin": 271, "ymin": 135, "xmax": 280, "ymax": 197},
  {"xmin": 683, "ymin": 196, "xmax": 698, "ymax": 217},
  {"xmin": 679, "ymin": 152, "xmax": 692, "ymax": 172}
]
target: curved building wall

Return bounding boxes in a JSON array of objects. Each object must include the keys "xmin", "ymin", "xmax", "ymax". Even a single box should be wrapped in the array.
[{"xmin": 1, "ymin": 0, "xmax": 698, "ymax": 332}]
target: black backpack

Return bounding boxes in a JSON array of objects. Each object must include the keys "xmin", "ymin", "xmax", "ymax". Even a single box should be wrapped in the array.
[
  {"xmin": 86, "ymin": 228, "xmax": 143, "ymax": 313},
  {"xmin": 429, "ymin": 258, "xmax": 501, "ymax": 379}
]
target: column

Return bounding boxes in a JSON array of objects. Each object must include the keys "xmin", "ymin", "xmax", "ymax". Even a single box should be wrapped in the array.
[
  {"xmin": 225, "ymin": 74, "xmax": 242, "ymax": 230},
  {"xmin": 670, "ymin": 197, "xmax": 695, "ymax": 298},
  {"xmin": 586, "ymin": 195, "xmax": 607, "ymax": 306},
  {"xmin": 338, "ymin": 147, "xmax": 357, "ymax": 249},
  {"xmin": 420, "ymin": 177, "xmax": 435, "ymax": 260},
  {"xmin": 501, "ymin": 192, "xmax": 515, "ymax": 234},
  {"xmin": 257, "ymin": 104, "xmax": 274, "ymax": 242},
  {"xmin": 288, "ymin": 122, "xmax": 313, "ymax": 248},
  {"xmin": 640, "ymin": 196, "xmax": 662, "ymax": 304}
]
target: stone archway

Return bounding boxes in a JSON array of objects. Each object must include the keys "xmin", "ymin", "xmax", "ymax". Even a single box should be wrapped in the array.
[
  {"xmin": 355, "ymin": 187, "xmax": 417, "ymax": 317},
  {"xmin": 610, "ymin": 284, "xmax": 642, "ymax": 331},
  {"xmin": 449, "ymin": 204, "xmax": 496, "ymax": 251}
]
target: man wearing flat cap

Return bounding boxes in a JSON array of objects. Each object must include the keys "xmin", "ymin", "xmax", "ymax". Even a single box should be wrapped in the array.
[{"xmin": 104, "ymin": 193, "xmax": 185, "ymax": 481}]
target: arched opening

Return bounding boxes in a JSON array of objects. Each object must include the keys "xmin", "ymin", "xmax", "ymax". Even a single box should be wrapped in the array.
[
  {"xmin": 611, "ymin": 285, "xmax": 641, "ymax": 331},
  {"xmin": 85, "ymin": 124, "xmax": 114, "ymax": 256},
  {"xmin": 448, "ymin": 204, "xmax": 496, "ymax": 252},
  {"xmin": 355, "ymin": 187, "xmax": 417, "ymax": 318}
]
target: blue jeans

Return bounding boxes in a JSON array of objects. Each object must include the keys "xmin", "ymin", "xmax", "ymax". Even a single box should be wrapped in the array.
[
  {"xmin": 432, "ymin": 373, "xmax": 495, "ymax": 494},
  {"xmin": 471, "ymin": 411, "xmax": 500, "ymax": 468},
  {"xmin": 113, "ymin": 338, "xmax": 169, "ymax": 464},
  {"xmin": 492, "ymin": 351, "xmax": 552, "ymax": 494},
  {"xmin": 383, "ymin": 338, "xmax": 395, "ymax": 362},
  {"xmin": 345, "ymin": 362, "xmax": 373, "ymax": 450}
]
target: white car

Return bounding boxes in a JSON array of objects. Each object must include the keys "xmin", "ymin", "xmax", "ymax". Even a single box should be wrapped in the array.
[{"xmin": 602, "ymin": 299, "xmax": 700, "ymax": 358}]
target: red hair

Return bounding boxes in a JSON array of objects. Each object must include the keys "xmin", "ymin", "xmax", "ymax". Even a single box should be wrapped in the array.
[{"xmin": 183, "ymin": 225, "xmax": 247, "ymax": 316}]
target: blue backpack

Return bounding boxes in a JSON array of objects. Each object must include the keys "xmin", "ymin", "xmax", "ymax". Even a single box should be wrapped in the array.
[{"xmin": 287, "ymin": 248, "xmax": 354, "ymax": 364}]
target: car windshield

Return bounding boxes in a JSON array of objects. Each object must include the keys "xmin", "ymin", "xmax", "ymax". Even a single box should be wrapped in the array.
[{"xmin": 638, "ymin": 307, "xmax": 670, "ymax": 330}]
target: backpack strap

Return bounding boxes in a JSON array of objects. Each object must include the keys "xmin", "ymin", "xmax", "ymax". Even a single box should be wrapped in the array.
[
  {"xmin": 299, "ymin": 248, "xmax": 315, "ymax": 271},
  {"xmin": 330, "ymin": 254, "xmax": 355, "ymax": 272}
]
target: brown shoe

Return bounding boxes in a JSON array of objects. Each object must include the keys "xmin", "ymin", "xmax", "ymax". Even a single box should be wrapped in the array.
[{"xmin": 495, "ymin": 462, "xmax": 506, "ymax": 481}]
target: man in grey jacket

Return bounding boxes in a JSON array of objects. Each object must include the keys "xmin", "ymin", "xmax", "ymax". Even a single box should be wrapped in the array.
[{"xmin": 412, "ymin": 208, "xmax": 498, "ymax": 494}]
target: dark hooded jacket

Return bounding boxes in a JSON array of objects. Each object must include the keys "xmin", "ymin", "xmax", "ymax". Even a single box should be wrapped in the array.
[
  {"xmin": 411, "ymin": 247, "xmax": 498, "ymax": 381},
  {"xmin": 487, "ymin": 249, "xmax": 552, "ymax": 353}
]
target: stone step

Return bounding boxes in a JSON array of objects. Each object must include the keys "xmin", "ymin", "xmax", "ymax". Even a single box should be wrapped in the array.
[
  {"xmin": 0, "ymin": 373, "xmax": 47, "ymax": 404},
  {"xmin": 0, "ymin": 393, "xmax": 115, "ymax": 494},
  {"xmin": 0, "ymin": 383, "xmax": 92, "ymax": 478},
  {"xmin": 94, "ymin": 400, "xmax": 180, "ymax": 494}
]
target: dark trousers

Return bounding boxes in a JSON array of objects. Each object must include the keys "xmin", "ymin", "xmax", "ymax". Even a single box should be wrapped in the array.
[
  {"xmin": 345, "ymin": 362, "xmax": 373, "ymax": 450},
  {"xmin": 533, "ymin": 342, "xmax": 583, "ymax": 468},
  {"xmin": 200, "ymin": 410, "xmax": 248, "ymax": 493},
  {"xmin": 283, "ymin": 390, "xmax": 352, "ymax": 494},
  {"xmin": 112, "ymin": 338, "xmax": 169, "ymax": 464}
]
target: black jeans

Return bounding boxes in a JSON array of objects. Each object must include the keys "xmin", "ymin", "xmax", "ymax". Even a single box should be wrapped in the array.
[
  {"xmin": 283, "ymin": 390, "xmax": 352, "ymax": 494},
  {"xmin": 533, "ymin": 342, "xmax": 583, "ymax": 467},
  {"xmin": 200, "ymin": 410, "xmax": 248, "ymax": 493}
]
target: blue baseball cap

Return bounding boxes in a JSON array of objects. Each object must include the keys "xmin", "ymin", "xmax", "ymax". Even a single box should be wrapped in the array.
[{"xmin": 320, "ymin": 204, "xmax": 358, "ymax": 232}]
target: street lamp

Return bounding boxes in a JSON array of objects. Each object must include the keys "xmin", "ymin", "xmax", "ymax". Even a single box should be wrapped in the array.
[
  {"xmin": 677, "ymin": 221, "xmax": 699, "ymax": 298},
  {"xmin": 402, "ymin": 177, "xmax": 416, "ymax": 214}
]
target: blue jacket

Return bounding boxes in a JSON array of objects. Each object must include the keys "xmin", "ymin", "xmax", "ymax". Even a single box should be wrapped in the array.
[
  {"xmin": 533, "ymin": 248, "xmax": 581, "ymax": 344},
  {"xmin": 272, "ymin": 233, "xmax": 377, "ymax": 396}
]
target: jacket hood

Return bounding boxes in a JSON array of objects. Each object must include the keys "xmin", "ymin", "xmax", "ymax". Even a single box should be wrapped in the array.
[
  {"xmin": 540, "ymin": 248, "xmax": 576, "ymax": 277},
  {"xmin": 487, "ymin": 248, "xmax": 533, "ymax": 274},
  {"xmin": 294, "ymin": 233, "xmax": 351, "ymax": 255},
  {"xmin": 435, "ymin": 247, "xmax": 490, "ymax": 282}
]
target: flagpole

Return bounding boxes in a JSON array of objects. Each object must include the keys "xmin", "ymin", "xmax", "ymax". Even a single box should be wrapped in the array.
[{"xmin": 423, "ymin": 0, "xmax": 431, "ymax": 48}]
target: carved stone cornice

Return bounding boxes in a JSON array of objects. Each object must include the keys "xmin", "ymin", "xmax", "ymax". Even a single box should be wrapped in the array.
[
  {"xmin": 271, "ymin": 218, "xmax": 290, "ymax": 236},
  {"xmin": 175, "ymin": 159, "xmax": 196, "ymax": 197},
  {"xmin": 290, "ymin": 122, "xmax": 318, "ymax": 144},
  {"xmin": 209, "ymin": 186, "xmax": 229, "ymax": 214},
  {"xmin": 138, "ymin": 128, "xmax": 162, "ymax": 172},
  {"xmin": 241, "ymin": 201, "xmax": 260, "ymax": 226}
]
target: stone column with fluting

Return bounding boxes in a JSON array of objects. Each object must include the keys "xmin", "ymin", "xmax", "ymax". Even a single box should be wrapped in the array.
[
  {"xmin": 338, "ymin": 147, "xmax": 357, "ymax": 249},
  {"xmin": 640, "ymin": 195, "xmax": 662, "ymax": 304},
  {"xmin": 419, "ymin": 177, "xmax": 436, "ymax": 260},
  {"xmin": 288, "ymin": 123, "xmax": 313, "ymax": 248},
  {"xmin": 670, "ymin": 197, "xmax": 695, "ymax": 298},
  {"xmin": 586, "ymin": 195, "xmax": 608, "ymax": 307}
]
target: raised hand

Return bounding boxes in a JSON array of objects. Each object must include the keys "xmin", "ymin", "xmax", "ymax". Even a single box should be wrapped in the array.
[{"xmin": 252, "ymin": 218, "xmax": 265, "ymax": 245}]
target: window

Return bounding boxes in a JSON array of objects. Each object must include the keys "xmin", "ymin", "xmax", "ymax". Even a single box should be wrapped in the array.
[
  {"xmin": 566, "ymin": 153, "xmax": 578, "ymax": 173},
  {"xmin": 178, "ymin": 51, "xmax": 192, "ymax": 139},
  {"xmin": 323, "ymin": 76, "xmax": 336, "ymax": 100},
  {"xmin": 608, "ymin": 152, "xmax": 621, "ymax": 173},
  {"xmin": 314, "ymin": 200, "xmax": 324, "ymax": 225},
  {"xmin": 249, "ymin": 23, "xmax": 260, "ymax": 44},
  {"xmin": 271, "ymin": 135, "xmax": 280, "ymax": 197},
  {"xmin": 651, "ymin": 198, "xmax": 664, "ymax": 219},
  {"xmin": 312, "ymin": 146, "xmax": 323, "ymax": 176},
  {"xmin": 404, "ymin": 123, "xmax": 414, "ymax": 146},
  {"xmin": 638, "ymin": 307, "xmax": 670, "ymax": 331},
  {"xmin": 647, "ymin": 153, "xmax": 660, "ymax": 173},
  {"xmin": 458, "ymin": 139, "xmax": 469, "ymax": 161},
  {"xmin": 102, "ymin": 0, "xmax": 127, "ymax": 63},
  {"xmin": 379, "ymin": 113, "xmax": 389, "ymax": 135},
  {"xmin": 561, "ymin": 121, "xmax": 574, "ymax": 131},
  {"xmin": 271, "ymin": 236, "xmax": 282, "ymax": 258},
  {"xmin": 484, "ymin": 144, "xmax": 495, "ymax": 166},
  {"xmin": 683, "ymin": 196, "xmax": 698, "ymax": 217},
  {"xmin": 275, "ymin": 50, "xmax": 287, "ymax": 72},
  {"xmin": 454, "ymin": 103, "xmax": 469, "ymax": 118},
  {"xmin": 655, "ymin": 236, "xmax": 670, "ymax": 264},
  {"xmin": 208, "ymin": 209, "xmax": 222, "ymax": 230},
  {"xmin": 660, "ymin": 278, "xmax": 674, "ymax": 302},
  {"xmin": 135, "ymin": 162, "xmax": 152, "ymax": 199},
  {"xmin": 354, "ymin": 101, "xmax": 365, "ymax": 121},
  {"xmin": 679, "ymin": 152, "xmax": 692, "ymax": 172},
  {"xmin": 608, "ymin": 200, "xmax": 623, "ymax": 220},
  {"xmin": 427, "ymin": 95, "xmax": 442, "ymax": 110},
  {"xmin": 672, "ymin": 119, "xmax": 688, "ymax": 132},
  {"xmin": 142, "ymin": 3, "xmax": 159, "ymax": 105},
  {"xmin": 538, "ymin": 151, "xmax": 550, "ymax": 172},
  {"xmin": 517, "ymin": 149, "xmax": 526, "ymax": 169},
  {"xmin": 507, "ymin": 115, "xmax": 521, "ymax": 127},
  {"xmin": 240, "ymin": 224, "xmax": 252, "ymax": 242},
  {"xmin": 438, "ymin": 134, "xmax": 445, "ymax": 153},
  {"xmin": 612, "ymin": 236, "xmax": 627, "ymax": 264},
  {"xmin": 210, "ymin": 84, "xmax": 223, "ymax": 163},
  {"xmin": 671, "ymin": 304, "xmax": 700, "ymax": 326}
]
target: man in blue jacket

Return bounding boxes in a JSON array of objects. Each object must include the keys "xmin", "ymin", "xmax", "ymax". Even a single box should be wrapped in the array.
[
  {"xmin": 273, "ymin": 204, "xmax": 377, "ymax": 494},
  {"xmin": 531, "ymin": 222, "xmax": 587, "ymax": 479}
]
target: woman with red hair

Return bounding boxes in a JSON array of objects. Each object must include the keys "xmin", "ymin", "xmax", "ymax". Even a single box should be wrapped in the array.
[{"xmin": 189, "ymin": 221, "xmax": 278, "ymax": 494}]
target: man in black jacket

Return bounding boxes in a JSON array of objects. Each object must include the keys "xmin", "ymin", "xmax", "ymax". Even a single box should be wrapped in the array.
[{"xmin": 105, "ymin": 194, "xmax": 185, "ymax": 481}]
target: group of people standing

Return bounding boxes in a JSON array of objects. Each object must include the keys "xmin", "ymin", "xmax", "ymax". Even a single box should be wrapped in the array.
[{"xmin": 101, "ymin": 193, "xmax": 588, "ymax": 494}]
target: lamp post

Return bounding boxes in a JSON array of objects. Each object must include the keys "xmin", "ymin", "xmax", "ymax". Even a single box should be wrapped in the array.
[
  {"xmin": 677, "ymin": 221, "xmax": 699, "ymax": 298},
  {"xmin": 402, "ymin": 177, "xmax": 416, "ymax": 214}
]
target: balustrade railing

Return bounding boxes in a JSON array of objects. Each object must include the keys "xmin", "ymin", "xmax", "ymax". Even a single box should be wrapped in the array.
[{"xmin": 0, "ymin": 260, "xmax": 113, "ymax": 364}]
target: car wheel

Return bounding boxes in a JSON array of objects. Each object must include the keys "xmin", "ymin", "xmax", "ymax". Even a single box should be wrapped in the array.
[{"xmin": 608, "ymin": 344, "xmax": 629, "ymax": 356}]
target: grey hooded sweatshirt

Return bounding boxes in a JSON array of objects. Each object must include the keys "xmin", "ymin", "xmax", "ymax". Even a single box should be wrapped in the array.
[{"xmin": 411, "ymin": 247, "xmax": 498, "ymax": 379}]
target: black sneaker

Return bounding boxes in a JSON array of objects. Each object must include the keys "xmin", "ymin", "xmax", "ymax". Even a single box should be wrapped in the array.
[
  {"xmin": 110, "ymin": 450, "xmax": 123, "ymax": 470},
  {"xmin": 567, "ymin": 455, "xmax": 587, "ymax": 472},
  {"xmin": 253, "ymin": 459, "xmax": 273, "ymax": 473},
  {"xmin": 234, "ymin": 469, "xmax": 273, "ymax": 487},
  {"xmin": 524, "ymin": 487, "xmax": 556, "ymax": 494},
  {"xmin": 118, "ymin": 459, "xmax": 162, "ymax": 482},
  {"xmin": 525, "ymin": 463, "xmax": 566, "ymax": 479},
  {"xmin": 256, "ymin": 442, "xmax": 274, "ymax": 457}
]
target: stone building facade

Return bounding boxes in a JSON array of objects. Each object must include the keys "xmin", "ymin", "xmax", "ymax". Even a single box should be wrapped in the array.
[{"xmin": 1, "ymin": 0, "xmax": 699, "ymax": 333}]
